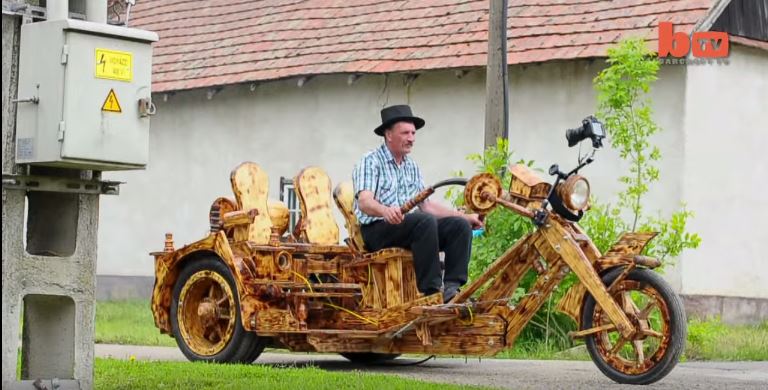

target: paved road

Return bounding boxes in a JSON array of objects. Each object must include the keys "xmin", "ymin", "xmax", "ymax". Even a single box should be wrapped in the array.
[{"xmin": 96, "ymin": 344, "xmax": 768, "ymax": 389}]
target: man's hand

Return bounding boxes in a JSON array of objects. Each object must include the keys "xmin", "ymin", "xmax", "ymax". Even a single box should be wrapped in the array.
[
  {"xmin": 382, "ymin": 205, "xmax": 404, "ymax": 224},
  {"xmin": 463, "ymin": 213, "xmax": 484, "ymax": 229}
]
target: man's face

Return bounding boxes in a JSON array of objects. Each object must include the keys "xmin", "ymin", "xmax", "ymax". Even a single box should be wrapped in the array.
[{"xmin": 385, "ymin": 121, "xmax": 416, "ymax": 156}]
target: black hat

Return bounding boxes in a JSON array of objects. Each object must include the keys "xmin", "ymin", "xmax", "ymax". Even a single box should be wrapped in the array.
[{"xmin": 373, "ymin": 105, "xmax": 425, "ymax": 136}]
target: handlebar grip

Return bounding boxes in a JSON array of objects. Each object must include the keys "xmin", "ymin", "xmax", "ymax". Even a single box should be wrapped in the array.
[
  {"xmin": 400, "ymin": 187, "xmax": 435, "ymax": 214},
  {"xmin": 481, "ymin": 190, "xmax": 535, "ymax": 219}
]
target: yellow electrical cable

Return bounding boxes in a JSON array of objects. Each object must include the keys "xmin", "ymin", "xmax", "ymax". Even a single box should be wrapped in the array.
[
  {"xmin": 324, "ymin": 302, "xmax": 378, "ymax": 326},
  {"xmin": 290, "ymin": 270, "xmax": 378, "ymax": 326},
  {"xmin": 458, "ymin": 304, "xmax": 475, "ymax": 326},
  {"xmin": 290, "ymin": 270, "xmax": 314, "ymax": 293}
]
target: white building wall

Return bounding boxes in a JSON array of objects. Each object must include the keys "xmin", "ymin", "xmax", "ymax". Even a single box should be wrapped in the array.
[{"xmin": 679, "ymin": 44, "xmax": 768, "ymax": 299}]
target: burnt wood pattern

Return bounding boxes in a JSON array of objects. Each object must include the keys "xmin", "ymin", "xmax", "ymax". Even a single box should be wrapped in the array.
[
  {"xmin": 151, "ymin": 166, "xmax": 664, "ymax": 361},
  {"xmin": 294, "ymin": 167, "xmax": 340, "ymax": 245}
]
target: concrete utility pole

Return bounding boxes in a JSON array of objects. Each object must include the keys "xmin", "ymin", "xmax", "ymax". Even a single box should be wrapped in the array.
[
  {"xmin": 2, "ymin": 9, "xmax": 100, "ymax": 390},
  {"xmin": 484, "ymin": 0, "xmax": 509, "ymax": 149},
  {"xmin": 2, "ymin": 1, "xmax": 155, "ymax": 388}
]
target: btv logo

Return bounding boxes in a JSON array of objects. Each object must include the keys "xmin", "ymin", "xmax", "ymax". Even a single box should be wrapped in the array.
[{"xmin": 658, "ymin": 22, "xmax": 729, "ymax": 58}]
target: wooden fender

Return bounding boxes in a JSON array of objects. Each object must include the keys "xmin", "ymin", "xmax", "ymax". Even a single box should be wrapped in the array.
[
  {"xmin": 151, "ymin": 231, "xmax": 255, "ymax": 334},
  {"xmin": 556, "ymin": 231, "xmax": 658, "ymax": 328}
]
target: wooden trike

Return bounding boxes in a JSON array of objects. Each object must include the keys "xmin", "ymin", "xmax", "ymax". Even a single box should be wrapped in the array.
[{"xmin": 151, "ymin": 120, "xmax": 685, "ymax": 385}]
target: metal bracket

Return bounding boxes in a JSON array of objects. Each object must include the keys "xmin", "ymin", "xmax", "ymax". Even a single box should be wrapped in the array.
[
  {"xmin": 533, "ymin": 208, "xmax": 549, "ymax": 227},
  {"xmin": 2, "ymin": 174, "xmax": 122, "ymax": 195}
]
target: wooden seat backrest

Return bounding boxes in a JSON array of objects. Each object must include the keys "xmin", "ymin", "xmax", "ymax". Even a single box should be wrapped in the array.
[
  {"xmin": 230, "ymin": 162, "xmax": 272, "ymax": 244},
  {"xmin": 333, "ymin": 181, "xmax": 367, "ymax": 253},
  {"xmin": 294, "ymin": 166, "xmax": 340, "ymax": 245}
]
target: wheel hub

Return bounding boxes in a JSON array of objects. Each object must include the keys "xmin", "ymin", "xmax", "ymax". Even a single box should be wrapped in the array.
[{"xmin": 197, "ymin": 299, "xmax": 218, "ymax": 327}]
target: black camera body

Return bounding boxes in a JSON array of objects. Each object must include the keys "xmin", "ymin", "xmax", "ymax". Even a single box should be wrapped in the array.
[{"xmin": 566, "ymin": 116, "xmax": 606, "ymax": 148}]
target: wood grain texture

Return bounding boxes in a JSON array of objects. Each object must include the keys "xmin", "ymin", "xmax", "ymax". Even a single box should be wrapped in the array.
[
  {"xmin": 400, "ymin": 187, "xmax": 434, "ymax": 214},
  {"xmin": 268, "ymin": 199, "xmax": 290, "ymax": 236},
  {"xmin": 230, "ymin": 162, "xmax": 272, "ymax": 244},
  {"xmin": 151, "ymin": 232, "xmax": 247, "ymax": 335},
  {"xmin": 294, "ymin": 166, "xmax": 340, "ymax": 245},
  {"xmin": 451, "ymin": 235, "xmax": 533, "ymax": 303},
  {"xmin": 503, "ymin": 237, "xmax": 567, "ymax": 346},
  {"xmin": 385, "ymin": 258, "xmax": 403, "ymax": 307},
  {"xmin": 508, "ymin": 164, "xmax": 552, "ymax": 200},
  {"xmin": 596, "ymin": 232, "xmax": 658, "ymax": 273},
  {"xmin": 477, "ymin": 242, "xmax": 539, "ymax": 302},
  {"xmin": 556, "ymin": 282, "xmax": 588, "ymax": 325},
  {"xmin": 554, "ymin": 222, "xmax": 603, "ymax": 327},
  {"xmin": 333, "ymin": 181, "xmax": 367, "ymax": 252},
  {"xmin": 539, "ymin": 221, "xmax": 634, "ymax": 339},
  {"xmin": 209, "ymin": 197, "xmax": 237, "ymax": 234},
  {"xmin": 151, "ymin": 162, "xmax": 661, "ymax": 360},
  {"xmin": 464, "ymin": 173, "xmax": 501, "ymax": 215}
]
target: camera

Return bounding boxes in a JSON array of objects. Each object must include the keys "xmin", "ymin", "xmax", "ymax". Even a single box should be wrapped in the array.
[{"xmin": 566, "ymin": 116, "xmax": 606, "ymax": 148}]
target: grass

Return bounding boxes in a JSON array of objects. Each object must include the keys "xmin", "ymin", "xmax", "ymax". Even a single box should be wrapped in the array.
[
  {"xmin": 97, "ymin": 300, "xmax": 768, "ymax": 361},
  {"xmin": 684, "ymin": 318, "xmax": 768, "ymax": 361},
  {"xmin": 96, "ymin": 300, "xmax": 176, "ymax": 347},
  {"xmin": 94, "ymin": 358, "xmax": 490, "ymax": 389}
]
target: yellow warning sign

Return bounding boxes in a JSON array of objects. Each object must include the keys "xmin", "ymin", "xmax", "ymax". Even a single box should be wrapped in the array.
[
  {"xmin": 102, "ymin": 89, "xmax": 122, "ymax": 113},
  {"xmin": 95, "ymin": 48, "xmax": 133, "ymax": 82}
]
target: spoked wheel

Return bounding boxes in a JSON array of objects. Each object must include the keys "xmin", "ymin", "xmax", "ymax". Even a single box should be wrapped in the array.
[
  {"xmin": 171, "ymin": 257, "xmax": 264, "ymax": 363},
  {"xmin": 582, "ymin": 267, "xmax": 686, "ymax": 385},
  {"xmin": 340, "ymin": 352, "xmax": 401, "ymax": 364}
]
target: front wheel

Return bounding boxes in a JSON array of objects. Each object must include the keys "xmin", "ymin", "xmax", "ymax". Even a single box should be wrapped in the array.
[
  {"xmin": 582, "ymin": 268, "xmax": 686, "ymax": 385},
  {"xmin": 170, "ymin": 256, "xmax": 262, "ymax": 363}
]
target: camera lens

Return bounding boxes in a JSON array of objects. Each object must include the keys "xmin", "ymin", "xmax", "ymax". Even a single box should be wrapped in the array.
[{"xmin": 566, "ymin": 127, "xmax": 586, "ymax": 147}]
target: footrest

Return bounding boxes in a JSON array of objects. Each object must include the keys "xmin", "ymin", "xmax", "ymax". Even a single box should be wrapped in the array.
[
  {"xmin": 293, "ymin": 291, "xmax": 362, "ymax": 299},
  {"xmin": 409, "ymin": 304, "xmax": 466, "ymax": 317},
  {"xmin": 409, "ymin": 299, "xmax": 507, "ymax": 317},
  {"xmin": 310, "ymin": 283, "xmax": 362, "ymax": 291}
]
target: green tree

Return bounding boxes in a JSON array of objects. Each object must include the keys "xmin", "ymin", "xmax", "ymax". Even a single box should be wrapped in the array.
[{"xmin": 586, "ymin": 37, "xmax": 701, "ymax": 263}]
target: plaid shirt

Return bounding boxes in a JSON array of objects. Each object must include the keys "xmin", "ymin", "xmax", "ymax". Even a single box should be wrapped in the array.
[{"xmin": 353, "ymin": 143, "xmax": 426, "ymax": 225}]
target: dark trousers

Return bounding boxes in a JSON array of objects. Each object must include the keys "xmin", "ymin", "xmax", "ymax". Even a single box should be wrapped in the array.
[{"xmin": 361, "ymin": 212, "xmax": 472, "ymax": 295}]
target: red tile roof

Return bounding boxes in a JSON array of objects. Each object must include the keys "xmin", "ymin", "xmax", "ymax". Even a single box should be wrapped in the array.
[{"xmin": 130, "ymin": 0, "xmax": 716, "ymax": 92}]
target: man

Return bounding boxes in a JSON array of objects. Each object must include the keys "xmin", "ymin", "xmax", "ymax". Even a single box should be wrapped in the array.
[{"xmin": 352, "ymin": 104, "xmax": 483, "ymax": 303}]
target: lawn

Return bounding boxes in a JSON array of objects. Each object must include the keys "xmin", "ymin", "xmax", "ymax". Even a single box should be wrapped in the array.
[
  {"xmin": 95, "ymin": 358, "xmax": 489, "ymax": 390},
  {"xmin": 96, "ymin": 300, "xmax": 768, "ymax": 361},
  {"xmin": 96, "ymin": 300, "xmax": 176, "ymax": 347}
]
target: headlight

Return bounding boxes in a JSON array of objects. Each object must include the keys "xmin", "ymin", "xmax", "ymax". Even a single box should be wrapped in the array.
[{"xmin": 558, "ymin": 175, "xmax": 590, "ymax": 211}]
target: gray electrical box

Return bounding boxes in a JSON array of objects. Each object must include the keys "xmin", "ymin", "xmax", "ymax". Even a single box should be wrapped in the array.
[{"xmin": 15, "ymin": 19, "xmax": 158, "ymax": 170}]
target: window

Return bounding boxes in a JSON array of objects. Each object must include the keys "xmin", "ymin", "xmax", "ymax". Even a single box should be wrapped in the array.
[{"xmin": 279, "ymin": 177, "xmax": 300, "ymax": 235}]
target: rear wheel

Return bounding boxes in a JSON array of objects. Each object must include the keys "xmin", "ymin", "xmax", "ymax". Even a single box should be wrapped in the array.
[
  {"xmin": 170, "ymin": 256, "xmax": 261, "ymax": 363},
  {"xmin": 582, "ymin": 267, "xmax": 686, "ymax": 384},
  {"xmin": 340, "ymin": 352, "xmax": 401, "ymax": 364}
]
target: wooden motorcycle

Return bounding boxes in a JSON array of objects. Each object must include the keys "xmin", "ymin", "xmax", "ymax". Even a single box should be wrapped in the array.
[{"xmin": 151, "ymin": 117, "xmax": 685, "ymax": 385}]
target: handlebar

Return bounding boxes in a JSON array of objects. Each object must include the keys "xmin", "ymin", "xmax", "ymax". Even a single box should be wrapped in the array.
[
  {"xmin": 400, "ymin": 178, "xmax": 468, "ymax": 214},
  {"xmin": 479, "ymin": 191, "xmax": 535, "ymax": 219},
  {"xmin": 400, "ymin": 188, "xmax": 434, "ymax": 214}
]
